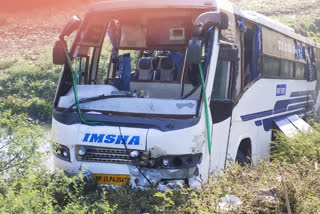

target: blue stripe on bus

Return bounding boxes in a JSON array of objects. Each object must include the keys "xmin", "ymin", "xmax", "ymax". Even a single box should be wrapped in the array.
[
  {"xmin": 241, "ymin": 97, "xmax": 309, "ymax": 122},
  {"xmin": 273, "ymin": 97, "xmax": 308, "ymax": 114},
  {"xmin": 240, "ymin": 109, "xmax": 273, "ymax": 121}
]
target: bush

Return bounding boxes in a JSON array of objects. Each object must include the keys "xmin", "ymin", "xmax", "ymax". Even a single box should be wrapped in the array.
[
  {"xmin": 271, "ymin": 122, "xmax": 320, "ymax": 163},
  {"xmin": 150, "ymin": 159, "xmax": 320, "ymax": 213},
  {"xmin": 0, "ymin": 170, "xmax": 116, "ymax": 213},
  {"xmin": 0, "ymin": 109, "xmax": 115, "ymax": 213},
  {"xmin": 0, "ymin": 110, "xmax": 44, "ymax": 176},
  {"xmin": 0, "ymin": 52, "xmax": 61, "ymax": 121}
]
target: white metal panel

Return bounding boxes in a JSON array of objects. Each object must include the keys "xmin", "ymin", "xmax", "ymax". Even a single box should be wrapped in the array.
[
  {"xmin": 65, "ymin": 85, "xmax": 118, "ymax": 97},
  {"xmin": 210, "ymin": 118, "xmax": 231, "ymax": 172},
  {"xmin": 287, "ymin": 115, "xmax": 312, "ymax": 132},
  {"xmin": 273, "ymin": 117, "xmax": 297, "ymax": 138}
]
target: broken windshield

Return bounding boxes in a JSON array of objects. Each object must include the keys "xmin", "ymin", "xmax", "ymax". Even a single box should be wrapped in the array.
[{"xmin": 56, "ymin": 12, "xmax": 215, "ymax": 119}]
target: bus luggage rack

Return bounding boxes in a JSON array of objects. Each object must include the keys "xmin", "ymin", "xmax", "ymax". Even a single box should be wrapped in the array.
[{"xmin": 75, "ymin": 145, "xmax": 149, "ymax": 165}]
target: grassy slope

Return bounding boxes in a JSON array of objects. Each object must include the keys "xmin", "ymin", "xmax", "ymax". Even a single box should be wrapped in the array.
[{"xmin": 231, "ymin": 0, "xmax": 320, "ymax": 42}]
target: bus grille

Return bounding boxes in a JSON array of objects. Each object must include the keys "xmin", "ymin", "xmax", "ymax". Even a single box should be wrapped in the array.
[{"xmin": 75, "ymin": 145, "xmax": 149, "ymax": 166}]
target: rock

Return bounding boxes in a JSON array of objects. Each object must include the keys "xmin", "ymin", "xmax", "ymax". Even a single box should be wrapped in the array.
[
  {"xmin": 218, "ymin": 194, "xmax": 242, "ymax": 211},
  {"xmin": 257, "ymin": 188, "xmax": 281, "ymax": 205}
]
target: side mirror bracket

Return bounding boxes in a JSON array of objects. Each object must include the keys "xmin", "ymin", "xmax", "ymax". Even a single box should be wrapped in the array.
[
  {"xmin": 53, "ymin": 16, "xmax": 82, "ymax": 65},
  {"xmin": 53, "ymin": 40, "xmax": 68, "ymax": 65},
  {"xmin": 186, "ymin": 37, "xmax": 202, "ymax": 65},
  {"xmin": 186, "ymin": 11, "xmax": 229, "ymax": 65}
]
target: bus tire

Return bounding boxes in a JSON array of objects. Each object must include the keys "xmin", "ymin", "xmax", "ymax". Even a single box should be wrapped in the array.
[{"xmin": 235, "ymin": 139, "xmax": 252, "ymax": 165}]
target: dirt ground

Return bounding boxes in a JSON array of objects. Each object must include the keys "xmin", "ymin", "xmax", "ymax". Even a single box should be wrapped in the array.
[{"xmin": 0, "ymin": 4, "xmax": 91, "ymax": 59}]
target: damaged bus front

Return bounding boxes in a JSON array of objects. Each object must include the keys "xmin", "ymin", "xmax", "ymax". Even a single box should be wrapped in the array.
[{"xmin": 52, "ymin": 0, "xmax": 229, "ymax": 189}]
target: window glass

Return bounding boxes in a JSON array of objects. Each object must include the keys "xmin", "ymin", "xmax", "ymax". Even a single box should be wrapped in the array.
[
  {"xmin": 212, "ymin": 60, "xmax": 230, "ymax": 100},
  {"xmin": 295, "ymin": 62, "xmax": 306, "ymax": 79},
  {"xmin": 317, "ymin": 63, "xmax": 320, "ymax": 81},
  {"xmin": 74, "ymin": 57, "xmax": 88, "ymax": 84},
  {"xmin": 280, "ymin": 60, "xmax": 294, "ymax": 79},
  {"xmin": 262, "ymin": 55, "xmax": 280, "ymax": 78}
]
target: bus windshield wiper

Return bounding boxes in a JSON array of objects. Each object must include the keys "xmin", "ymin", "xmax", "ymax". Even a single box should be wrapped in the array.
[{"xmin": 62, "ymin": 94, "xmax": 133, "ymax": 113}]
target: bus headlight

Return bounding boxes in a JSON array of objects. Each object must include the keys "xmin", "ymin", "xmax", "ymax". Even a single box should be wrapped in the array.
[
  {"xmin": 54, "ymin": 144, "xmax": 71, "ymax": 162},
  {"xmin": 77, "ymin": 146, "xmax": 86, "ymax": 156},
  {"xmin": 155, "ymin": 153, "xmax": 202, "ymax": 169},
  {"xmin": 129, "ymin": 150, "xmax": 140, "ymax": 158}
]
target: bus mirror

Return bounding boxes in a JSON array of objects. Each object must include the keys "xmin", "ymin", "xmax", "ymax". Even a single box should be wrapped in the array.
[
  {"xmin": 53, "ymin": 40, "xmax": 68, "ymax": 65},
  {"xmin": 59, "ymin": 15, "xmax": 82, "ymax": 40},
  {"xmin": 186, "ymin": 37, "xmax": 202, "ymax": 65},
  {"xmin": 193, "ymin": 12, "xmax": 229, "ymax": 36}
]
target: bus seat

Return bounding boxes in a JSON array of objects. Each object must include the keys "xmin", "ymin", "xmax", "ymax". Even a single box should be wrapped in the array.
[
  {"xmin": 157, "ymin": 57, "xmax": 176, "ymax": 81},
  {"xmin": 136, "ymin": 57, "xmax": 154, "ymax": 80}
]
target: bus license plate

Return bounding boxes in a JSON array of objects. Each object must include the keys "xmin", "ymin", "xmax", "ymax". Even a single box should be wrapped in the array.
[{"xmin": 93, "ymin": 174, "xmax": 130, "ymax": 185}]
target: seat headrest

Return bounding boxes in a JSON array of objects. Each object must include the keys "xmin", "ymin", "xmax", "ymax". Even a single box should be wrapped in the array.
[
  {"xmin": 138, "ymin": 57, "xmax": 152, "ymax": 70},
  {"xmin": 160, "ymin": 57, "xmax": 174, "ymax": 69}
]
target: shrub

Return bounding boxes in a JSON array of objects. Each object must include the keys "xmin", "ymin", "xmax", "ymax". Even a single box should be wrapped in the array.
[
  {"xmin": 271, "ymin": 123, "xmax": 320, "ymax": 163},
  {"xmin": 0, "ymin": 170, "xmax": 116, "ymax": 213},
  {"xmin": 0, "ymin": 110, "xmax": 44, "ymax": 176},
  {"xmin": 0, "ymin": 52, "xmax": 61, "ymax": 121}
]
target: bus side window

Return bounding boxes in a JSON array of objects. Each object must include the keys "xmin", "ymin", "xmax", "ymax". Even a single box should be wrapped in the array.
[
  {"xmin": 295, "ymin": 62, "xmax": 307, "ymax": 80},
  {"xmin": 212, "ymin": 59, "xmax": 231, "ymax": 100},
  {"xmin": 211, "ymin": 44, "xmax": 238, "ymax": 101},
  {"xmin": 262, "ymin": 55, "xmax": 280, "ymax": 78}
]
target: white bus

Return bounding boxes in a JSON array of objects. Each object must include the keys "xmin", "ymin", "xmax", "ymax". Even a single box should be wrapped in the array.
[{"xmin": 52, "ymin": 0, "xmax": 320, "ymax": 189}]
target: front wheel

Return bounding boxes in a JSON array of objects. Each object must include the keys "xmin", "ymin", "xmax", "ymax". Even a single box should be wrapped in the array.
[{"xmin": 235, "ymin": 149, "xmax": 251, "ymax": 166}]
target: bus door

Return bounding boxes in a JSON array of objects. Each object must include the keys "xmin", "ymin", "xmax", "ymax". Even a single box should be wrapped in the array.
[{"xmin": 209, "ymin": 44, "xmax": 239, "ymax": 171}]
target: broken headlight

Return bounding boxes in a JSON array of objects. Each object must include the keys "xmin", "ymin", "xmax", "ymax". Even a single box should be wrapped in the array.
[
  {"xmin": 152, "ymin": 153, "xmax": 202, "ymax": 169},
  {"xmin": 54, "ymin": 144, "xmax": 71, "ymax": 162}
]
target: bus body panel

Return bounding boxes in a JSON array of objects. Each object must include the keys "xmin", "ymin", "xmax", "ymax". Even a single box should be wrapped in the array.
[{"xmin": 228, "ymin": 78, "xmax": 317, "ymax": 163}]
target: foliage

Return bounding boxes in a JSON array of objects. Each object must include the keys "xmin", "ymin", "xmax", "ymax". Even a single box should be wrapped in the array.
[
  {"xmin": 0, "ymin": 170, "xmax": 116, "ymax": 213},
  {"xmin": 0, "ymin": 52, "xmax": 61, "ymax": 121},
  {"xmin": 0, "ymin": 109, "xmax": 115, "ymax": 213},
  {"xmin": 148, "ymin": 159, "xmax": 320, "ymax": 214},
  {"xmin": 0, "ymin": 110, "xmax": 44, "ymax": 176},
  {"xmin": 271, "ymin": 123, "xmax": 320, "ymax": 163}
]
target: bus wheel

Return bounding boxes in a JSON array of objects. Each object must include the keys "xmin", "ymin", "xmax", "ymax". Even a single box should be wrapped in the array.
[{"xmin": 235, "ymin": 139, "xmax": 252, "ymax": 166}]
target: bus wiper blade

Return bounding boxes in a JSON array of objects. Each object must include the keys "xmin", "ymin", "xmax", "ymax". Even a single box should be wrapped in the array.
[{"xmin": 62, "ymin": 94, "xmax": 133, "ymax": 113}]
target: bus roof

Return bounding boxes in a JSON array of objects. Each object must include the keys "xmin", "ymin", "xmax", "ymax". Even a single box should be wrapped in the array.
[
  {"xmin": 84, "ymin": 0, "xmax": 320, "ymax": 49},
  {"xmin": 87, "ymin": 0, "xmax": 217, "ymax": 14}
]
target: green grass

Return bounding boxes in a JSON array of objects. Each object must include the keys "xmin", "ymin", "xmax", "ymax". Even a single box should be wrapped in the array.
[{"xmin": 0, "ymin": 47, "xmax": 61, "ymax": 121}]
